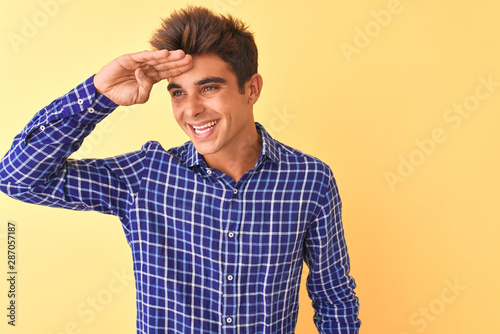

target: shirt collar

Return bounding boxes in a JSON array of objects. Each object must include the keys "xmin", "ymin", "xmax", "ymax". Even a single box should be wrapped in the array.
[
  {"xmin": 256, "ymin": 122, "xmax": 280, "ymax": 165},
  {"xmin": 184, "ymin": 122, "xmax": 280, "ymax": 168},
  {"xmin": 184, "ymin": 141, "xmax": 205, "ymax": 168}
]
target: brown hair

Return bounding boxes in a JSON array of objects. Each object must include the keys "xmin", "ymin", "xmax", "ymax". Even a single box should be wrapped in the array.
[{"xmin": 150, "ymin": 6, "xmax": 258, "ymax": 93}]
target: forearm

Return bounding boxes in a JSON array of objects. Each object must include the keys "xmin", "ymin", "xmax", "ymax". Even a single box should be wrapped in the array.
[
  {"xmin": 305, "ymin": 170, "xmax": 361, "ymax": 333},
  {"xmin": 0, "ymin": 75, "xmax": 118, "ymax": 190},
  {"xmin": 308, "ymin": 267, "xmax": 360, "ymax": 333},
  {"xmin": 306, "ymin": 239, "xmax": 360, "ymax": 333}
]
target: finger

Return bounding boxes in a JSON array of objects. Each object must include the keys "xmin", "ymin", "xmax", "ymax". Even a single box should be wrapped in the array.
[
  {"xmin": 158, "ymin": 62, "xmax": 194, "ymax": 79},
  {"xmin": 161, "ymin": 49, "xmax": 186, "ymax": 60},
  {"xmin": 132, "ymin": 49, "xmax": 189, "ymax": 66},
  {"xmin": 139, "ymin": 54, "xmax": 193, "ymax": 81},
  {"xmin": 148, "ymin": 54, "xmax": 193, "ymax": 72},
  {"xmin": 128, "ymin": 49, "xmax": 171, "ymax": 63},
  {"xmin": 140, "ymin": 64, "xmax": 166, "ymax": 82},
  {"xmin": 139, "ymin": 53, "xmax": 193, "ymax": 83},
  {"xmin": 143, "ymin": 51, "xmax": 190, "ymax": 68}
]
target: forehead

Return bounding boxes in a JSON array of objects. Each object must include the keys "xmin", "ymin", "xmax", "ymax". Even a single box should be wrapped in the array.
[{"xmin": 168, "ymin": 53, "xmax": 236, "ymax": 85}]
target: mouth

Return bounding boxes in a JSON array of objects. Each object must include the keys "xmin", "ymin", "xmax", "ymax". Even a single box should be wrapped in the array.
[{"xmin": 190, "ymin": 120, "xmax": 219, "ymax": 137}]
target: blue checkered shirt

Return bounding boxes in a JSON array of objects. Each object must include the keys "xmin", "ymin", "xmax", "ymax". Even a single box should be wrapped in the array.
[{"xmin": 0, "ymin": 76, "xmax": 360, "ymax": 333}]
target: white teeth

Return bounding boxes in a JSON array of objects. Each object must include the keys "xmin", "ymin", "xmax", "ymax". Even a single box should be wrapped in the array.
[{"xmin": 193, "ymin": 121, "xmax": 218, "ymax": 134}]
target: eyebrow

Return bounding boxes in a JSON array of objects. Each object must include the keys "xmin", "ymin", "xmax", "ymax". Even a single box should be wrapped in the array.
[
  {"xmin": 167, "ymin": 76, "xmax": 227, "ymax": 91},
  {"xmin": 196, "ymin": 76, "xmax": 227, "ymax": 86}
]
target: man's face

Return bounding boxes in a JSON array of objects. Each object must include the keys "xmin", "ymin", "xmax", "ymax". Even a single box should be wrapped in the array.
[{"xmin": 167, "ymin": 53, "xmax": 258, "ymax": 159}]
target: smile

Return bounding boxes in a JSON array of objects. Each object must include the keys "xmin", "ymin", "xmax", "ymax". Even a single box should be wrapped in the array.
[{"xmin": 192, "ymin": 120, "xmax": 218, "ymax": 134}]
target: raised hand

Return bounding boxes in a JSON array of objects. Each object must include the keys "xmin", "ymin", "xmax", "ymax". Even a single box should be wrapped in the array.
[{"xmin": 93, "ymin": 49, "xmax": 193, "ymax": 106}]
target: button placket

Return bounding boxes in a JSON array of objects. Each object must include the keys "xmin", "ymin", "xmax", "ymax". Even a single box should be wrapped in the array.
[{"xmin": 222, "ymin": 184, "xmax": 242, "ymax": 331}]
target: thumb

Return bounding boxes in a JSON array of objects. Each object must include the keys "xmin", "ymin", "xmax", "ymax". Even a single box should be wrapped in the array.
[{"xmin": 135, "ymin": 67, "xmax": 154, "ymax": 103}]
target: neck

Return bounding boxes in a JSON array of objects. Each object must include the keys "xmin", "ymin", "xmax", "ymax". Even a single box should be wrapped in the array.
[{"xmin": 204, "ymin": 131, "xmax": 262, "ymax": 183}]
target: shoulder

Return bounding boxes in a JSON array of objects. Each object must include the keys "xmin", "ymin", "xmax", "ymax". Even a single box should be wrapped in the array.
[
  {"xmin": 138, "ymin": 140, "xmax": 192, "ymax": 165},
  {"xmin": 275, "ymin": 140, "xmax": 333, "ymax": 179},
  {"xmin": 259, "ymin": 123, "xmax": 332, "ymax": 179}
]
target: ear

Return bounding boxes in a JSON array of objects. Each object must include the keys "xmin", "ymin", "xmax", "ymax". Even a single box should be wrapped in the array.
[{"xmin": 247, "ymin": 73, "xmax": 263, "ymax": 105}]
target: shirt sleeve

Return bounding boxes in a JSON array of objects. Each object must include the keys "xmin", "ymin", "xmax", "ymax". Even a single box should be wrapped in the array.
[
  {"xmin": 303, "ymin": 168, "xmax": 361, "ymax": 333},
  {"xmin": 0, "ymin": 76, "xmax": 144, "ymax": 225}
]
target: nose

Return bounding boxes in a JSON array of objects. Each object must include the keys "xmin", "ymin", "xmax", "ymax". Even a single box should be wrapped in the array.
[{"xmin": 185, "ymin": 94, "xmax": 205, "ymax": 118}]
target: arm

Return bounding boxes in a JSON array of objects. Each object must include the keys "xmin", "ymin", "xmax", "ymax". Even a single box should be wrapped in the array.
[
  {"xmin": 0, "ymin": 50, "xmax": 192, "ymax": 215},
  {"xmin": 0, "ymin": 79, "xmax": 126, "ymax": 213},
  {"xmin": 304, "ymin": 169, "xmax": 361, "ymax": 333}
]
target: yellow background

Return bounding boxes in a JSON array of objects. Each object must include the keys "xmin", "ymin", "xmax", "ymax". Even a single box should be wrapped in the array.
[{"xmin": 1, "ymin": 0, "xmax": 499, "ymax": 333}]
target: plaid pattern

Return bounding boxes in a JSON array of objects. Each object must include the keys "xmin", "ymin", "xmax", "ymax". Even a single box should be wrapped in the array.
[{"xmin": 0, "ymin": 76, "xmax": 360, "ymax": 333}]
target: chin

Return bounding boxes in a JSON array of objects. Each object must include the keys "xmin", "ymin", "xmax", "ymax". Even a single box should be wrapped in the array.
[{"xmin": 191, "ymin": 142, "xmax": 219, "ymax": 157}]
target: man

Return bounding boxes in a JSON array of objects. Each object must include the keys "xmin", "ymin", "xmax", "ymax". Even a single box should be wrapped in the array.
[{"xmin": 0, "ymin": 6, "xmax": 360, "ymax": 334}]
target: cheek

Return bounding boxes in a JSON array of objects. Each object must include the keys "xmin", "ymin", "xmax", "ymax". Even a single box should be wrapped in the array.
[
  {"xmin": 208, "ymin": 95, "xmax": 243, "ymax": 116},
  {"xmin": 203, "ymin": 97, "xmax": 223, "ymax": 112},
  {"xmin": 171, "ymin": 101, "xmax": 183, "ymax": 119},
  {"xmin": 171, "ymin": 108, "xmax": 184, "ymax": 127}
]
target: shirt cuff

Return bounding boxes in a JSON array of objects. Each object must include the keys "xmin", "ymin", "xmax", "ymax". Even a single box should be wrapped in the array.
[
  {"xmin": 22, "ymin": 75, "xmax": 120, "ymax": 141},
  {"xmin": 64, "ymin": 75, "xmax": 119, "ymax": 125}
]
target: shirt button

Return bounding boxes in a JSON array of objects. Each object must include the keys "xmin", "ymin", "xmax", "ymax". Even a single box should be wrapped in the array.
[
  {"xmin": 88, "ymin": 107, "xmax": 95, "ymax": 113},
  {"xmin": 226, "ymin": 317, "xmax": 233, "ymax": 324},
  {"xmin": 227, "ymin": 275, "xmax": 234, "ymax": 281},
  {"xmin": 40, "ymin": 125, "xmax": 46, "ymax": 131},
  {"xmin": 77, "ymin": 99, "xmax": 84, "ymax": 105},
  {"xmin": 228, "ymin": 232, "xmax": 235, "ymax": 238},
  {"xmin": 233, "ymin": 189, "xmax": 238, "ymax": 195},
  {"xmin": 206, "ymin": 169, "xmax": 212, "ymax": 175}
]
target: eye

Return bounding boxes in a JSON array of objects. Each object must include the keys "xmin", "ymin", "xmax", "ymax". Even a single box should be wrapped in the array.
[
  {"xmin": 202, "ymin": 85, "xmax": 220, "ymax": 93},
  {"xmin": 171, "ymin": 90, "xmax": 185, "ymax": 98}
]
